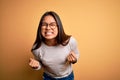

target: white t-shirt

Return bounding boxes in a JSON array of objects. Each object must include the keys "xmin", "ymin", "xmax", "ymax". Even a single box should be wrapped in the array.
[{"xmin": 32, "ymin": 37, "xmax": 80, "ymax": 78}]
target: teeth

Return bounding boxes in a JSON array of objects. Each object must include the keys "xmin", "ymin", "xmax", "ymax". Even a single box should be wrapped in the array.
[{"xmin": 46, "ymin": 32, "xmax": 52, "ymax": 35}]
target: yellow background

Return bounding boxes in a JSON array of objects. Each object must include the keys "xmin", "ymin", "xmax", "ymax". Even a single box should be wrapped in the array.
[{"xmin": 0, "ymin": 0, "xmax": 120, "ymax": 80}]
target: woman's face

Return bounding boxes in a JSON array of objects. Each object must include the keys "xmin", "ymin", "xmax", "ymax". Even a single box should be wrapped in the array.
[{"xmin": 41, "ymin": 15, "xmax": 58, "ymax": 40}]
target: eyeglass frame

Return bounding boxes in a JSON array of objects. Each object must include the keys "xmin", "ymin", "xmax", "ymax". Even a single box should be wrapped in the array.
[{"xmin": 41, "ymin": 22, "xmax": 57, "ymax": 29}]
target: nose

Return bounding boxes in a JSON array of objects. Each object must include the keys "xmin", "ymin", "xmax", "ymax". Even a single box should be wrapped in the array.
[{"xmin": 46, "ymin": 24, "xmax": 51, "ymax": 29}]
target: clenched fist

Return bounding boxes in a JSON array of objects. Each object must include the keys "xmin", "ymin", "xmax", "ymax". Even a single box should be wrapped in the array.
[
  {"xmin": 29, "ymin": 58, "xmax": 40, "ymax": 69},
  {"xmin": 67, "ymin": 51, "xmax": 77, "ymax": 64}
]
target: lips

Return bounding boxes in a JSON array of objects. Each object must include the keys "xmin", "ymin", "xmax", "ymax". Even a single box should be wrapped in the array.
[{"xmin": 45, "ymin": 32, "xmax": 53, "ymax": 35}]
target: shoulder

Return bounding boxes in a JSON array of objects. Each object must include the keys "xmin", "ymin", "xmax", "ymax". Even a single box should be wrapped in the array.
[
  {"xmin": 69, "ymin": 36, "xmax": 77, "ymax": 44},
  {"xmin": 69, "ymin": 36, "xmax": 78, "ymax": 49},
  {"xmin": 32, "ymin": 44, "xmax": 41, "ymax": 55}
]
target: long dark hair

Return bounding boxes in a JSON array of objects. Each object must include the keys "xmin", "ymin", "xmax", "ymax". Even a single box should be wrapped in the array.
[{"xmin": 31, "ymin": 11, "xmax": 71, "ymax": 51}]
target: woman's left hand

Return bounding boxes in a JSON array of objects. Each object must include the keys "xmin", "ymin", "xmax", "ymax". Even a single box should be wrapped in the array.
[{"xmin": 67, "ymin": 51, "xmax": 77, "ymax": 64}]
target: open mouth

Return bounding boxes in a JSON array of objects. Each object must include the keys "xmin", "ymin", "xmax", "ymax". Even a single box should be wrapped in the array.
[{"xmin": 45, "ymin": 32, "xmax": 53, "ymax": 35}]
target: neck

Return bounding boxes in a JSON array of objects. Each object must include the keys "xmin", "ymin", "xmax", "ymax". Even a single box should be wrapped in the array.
[{"xmin": 45, "ymin": 39, "xmax": 57, "ymax": 46}]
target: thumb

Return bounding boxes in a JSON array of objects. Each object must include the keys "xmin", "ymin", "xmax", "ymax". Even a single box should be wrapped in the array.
[
  {"xmin": 29, "ymin": 58, "xmax": 33, "ymax": 62},
  {"xmin": 70, "ymin": 51, "xmax": 77, "ymax": 58}
]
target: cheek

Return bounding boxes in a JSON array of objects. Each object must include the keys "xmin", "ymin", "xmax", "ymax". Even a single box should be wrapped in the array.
[
  {"xmin": 54, "ymin": 29, "xmax": 58, "ymax": 36},
  {"xmin": 41, "ymin": 30, "xmax": 45, "ymax": 35}
]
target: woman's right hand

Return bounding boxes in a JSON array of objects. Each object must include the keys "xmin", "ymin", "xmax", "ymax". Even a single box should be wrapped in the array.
[{"xmin": 29, "ymin": 58, "xmax": 40, "ymax": 69}]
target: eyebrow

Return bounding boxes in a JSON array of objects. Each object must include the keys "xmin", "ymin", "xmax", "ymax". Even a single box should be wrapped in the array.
[{"xmin": 42, "ymin": 22, "xmax": 56, "ymax": 24}]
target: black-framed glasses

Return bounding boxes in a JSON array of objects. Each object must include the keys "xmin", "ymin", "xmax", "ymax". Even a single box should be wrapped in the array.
[{"xmin": 41, "ymin": 22, "xmax": 57, "ymax": 29}]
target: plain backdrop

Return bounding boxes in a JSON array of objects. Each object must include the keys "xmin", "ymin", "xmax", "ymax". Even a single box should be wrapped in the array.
[{"xmin": 0, "ymin": 0, "xmax": 120, "ymax": 80}]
